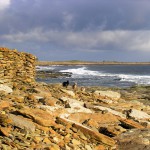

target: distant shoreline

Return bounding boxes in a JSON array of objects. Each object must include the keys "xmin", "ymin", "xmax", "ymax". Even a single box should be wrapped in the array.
[{"xmin": 36, "ymin": 61, "xmax": 150, "ymax": 66}]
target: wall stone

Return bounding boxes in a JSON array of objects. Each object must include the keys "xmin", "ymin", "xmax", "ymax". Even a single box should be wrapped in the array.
[{"xmin": 0, "ymin": 47, "xmax": 36, "ymax": 86}]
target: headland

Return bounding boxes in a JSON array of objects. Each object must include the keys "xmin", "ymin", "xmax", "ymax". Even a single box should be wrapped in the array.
[{"xmin": 36, "ymin": 60, "xmax": 150, "ymax": 66}]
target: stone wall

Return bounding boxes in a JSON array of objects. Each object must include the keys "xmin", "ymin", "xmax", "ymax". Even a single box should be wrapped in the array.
[{"xmin": 0, "ymin": 47, "xmax": 36, "ymax": 86}]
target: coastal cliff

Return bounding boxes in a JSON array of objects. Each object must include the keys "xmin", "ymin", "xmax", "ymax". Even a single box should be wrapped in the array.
[{"xmin": 0, "ymin": 48, "xmax": 150, "ymax": 150}]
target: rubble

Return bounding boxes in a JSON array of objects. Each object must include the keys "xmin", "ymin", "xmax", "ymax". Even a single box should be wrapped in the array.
[{"xmin": 0, "ymin": 47, "xmax": 150, "ymax": 149}]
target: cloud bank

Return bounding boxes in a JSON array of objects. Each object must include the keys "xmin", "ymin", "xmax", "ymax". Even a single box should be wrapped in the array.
[{"xmin": 0, "ymin": 0, "xmax": 150, "ymax": 61}]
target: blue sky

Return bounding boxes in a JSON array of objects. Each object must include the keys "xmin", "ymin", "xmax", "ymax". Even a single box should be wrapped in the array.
[{"xmin": 0, "ymin": 0, "xmax": 150, "ymax": 61}]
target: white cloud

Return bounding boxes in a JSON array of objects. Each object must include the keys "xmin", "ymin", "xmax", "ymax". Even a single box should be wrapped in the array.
[
  {"xmin": 1, "ymin": 28, "xmax": 150, "ymax": 52},
  {"xmin": 0, "ymin": 0, "xmax": 11, "ymax": 11}
]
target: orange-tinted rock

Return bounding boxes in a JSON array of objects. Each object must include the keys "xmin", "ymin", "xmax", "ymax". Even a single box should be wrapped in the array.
[
  {"xmin": 57, "ymin": 117, "xmax": 116, "ymax": 146},
  {"xmin": 94, "ymin": 145, "xmax": 106, "ymax": 150},
  {"xmin": 68, "ymin": 112, "xmax": 119, "ymax": 127},
  {"xmin": 9, "ymin": 114, "xmax": 36, "ymax": 132},
  {"xmin": 0, "ymin": 126, "xmax": 12, "ymax": 136},
  {"xmin": 17, "ymin": 107, "xmax": 56, "ymax": 127},
  {"xmin": 0, "ymin": 101, "xmax": 12, "ymax": 110},
  {"xmin": 119, "ymin": 119, "xmax": 145, "ymax": 129},
  {"xmin": 45, "ymin": 97, "xmax": 59, "ymax": 106}
]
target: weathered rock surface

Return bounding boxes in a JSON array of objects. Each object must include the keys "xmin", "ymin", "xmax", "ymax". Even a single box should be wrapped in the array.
[
  {"xmin": 9, "ymin": 114, "xmax": 36, "ymax": 132},
  {"xmin": 127, "ymin": 108, "xmax": 150, "ymax": 120},
  {"xmin": 94, "ymin": 90, "xmax": 121, "ymax": 100},
  {"xmin": 0, "ymin": 47, "xmax": 150, "ymax": 149},
  {"xmin": 115, "ymin": 129, "xmax": 150, "ymax": 150},
  {"xmin": 0, "ymin": 84, "xmax": 13, "ymax": 93}
]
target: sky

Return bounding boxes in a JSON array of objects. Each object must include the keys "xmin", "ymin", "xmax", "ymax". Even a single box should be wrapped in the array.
[{"xmin": 0, "ymin": 0, "xmax": 150, "ymax": 62}]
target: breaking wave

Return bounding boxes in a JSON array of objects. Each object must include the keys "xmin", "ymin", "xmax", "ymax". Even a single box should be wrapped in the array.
[
  {"xmin": 59, "ymin": 66, "xmax": 150, "ymax": 85},
  {"xmin": 36, "ymin": 65, "xmax": 56, "ymax": 71}
]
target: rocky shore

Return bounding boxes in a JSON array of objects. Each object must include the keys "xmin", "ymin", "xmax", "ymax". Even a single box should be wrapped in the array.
[
  {"xmin": 36, "ymin": 70, "xmax": 72, "ymax": 79},
  {"xmin": 0, "ymin": 48, "xmax": 150, "ymax": 150}
]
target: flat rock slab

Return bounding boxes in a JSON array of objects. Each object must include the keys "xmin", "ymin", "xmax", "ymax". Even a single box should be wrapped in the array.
[
  {"xmin": 16, "ymin": 107, "xmax": 56, "ymax": 127},
  {"xmin": 128, "ymin": 109, "xmax": 150, "ymax": 120},
  {"xmin": 0, "ymin": 84, "xmax": 13, "ymax": 93},
  {"xmin": 119, "ymin": 118, "xmax": 145, "ymax": 129},
  {"xmin": 94, "ymin": 90, "xmax": 121, "ymax": 100},
  {"xmin": 115, "ymin": 129, "xmax": 150, "ymax": 150},
  {"xmin": 0, "ymin": 101, "xmax": 12, "ymax": 110},
  {"xmin": 9, "ymin": 114, "xmax": 36, "ymax": 132},
  {"xmin": 57, "ymin": 116, "xmax": 116, "ymax": 147},
  {"xmin": 68, "ymin": 112, "xmax": 119, "ymax": 126},
  {"xmin": 60, "ymin": 97, "xmax": 92, "ymax": 113},
  {"xmin": 93, "ymin": 105, "xmax": 126, "ymax": 119},
  {"xmin": 61, "ymin": 89, "xmax": 75, "ymax": 97}
]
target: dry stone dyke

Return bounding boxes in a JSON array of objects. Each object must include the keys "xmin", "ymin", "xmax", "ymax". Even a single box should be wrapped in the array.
[{"xmin": 0, "ymin": 47, "xmax": 36, "ymax": 87}]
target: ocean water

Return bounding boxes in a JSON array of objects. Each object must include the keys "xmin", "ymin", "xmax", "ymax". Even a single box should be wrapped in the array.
[{"xmin": 36, "ymin": 65, "xmax": 150, "ymax": 88}]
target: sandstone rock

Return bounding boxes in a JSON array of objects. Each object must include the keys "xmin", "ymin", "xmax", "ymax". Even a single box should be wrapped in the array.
[
  {"xmin": 0, "ymin": 101, "xmax": 12, "ymax": 110},
  {"xmin": 127, "ymin": 108, "xmax": 150, "ymax": 120},
  {"xmin": 71, "ymin": 139, "xmax": 81, "ymax": 145},
  {"xmin": 61, "ymin": 89, "xmax": 75, "ymax": 97},
  {"xmin": 13, "ymin": 96, "xmax": 24, "ymax": 103},
  {"xmin": 93, "ymin": 105, "xmax": 126, "ymax": 119},
  {"xmin": 46, "ymin": 97, "xmax": 59, "ymax": 106},
  {"xmin": 0, "ymin": 114, "xmax": 12, "ymax": 126},
  {"xmin": 9, "ymin": 114, "xmax": 36, "ymax": 132},
  {"xmin": 16, "ymin": 107, "xmax": 56, "ymax": 127},
  {"xmin": 37, "ymin": 105, "xmax": 63, "ymax": 112},
  {"xmin": 94, "ymin": 90, "xmax": 121, "ymax": 100},
  {"xmin": 57, "ymin": 116, "xmax": 116, "ymax": 146},
  {"xmin": 85, "ymin": 145, "xmax": 93, "ymax": 150},
  {"xmin": 33, "ymin": 136, "xmax": 42, "ymax": 144},
  {"xmin": 119, "ymin": 118, "xmax": 145, "ymax": 129},
  {"xmin": 115, "ymin": 129, "xmax": 150, "ymax": 150},
  {"xmin": 67, "ymin": 112, "xmax": 119, "ymax": 127},
  {"xmin": 0, "ymin": 84, "xmax": 13, "ymax": 93},
  {"xmin": 60, "ymin": 97, "xmax": 92, "ymax": 113},
  {"xmin": 0, "ymin": 126, "xmax": 11, "ymax": 136},
  {"xmin": 94, "ymin": 145, "xmax": 106, "ymax": 150}
]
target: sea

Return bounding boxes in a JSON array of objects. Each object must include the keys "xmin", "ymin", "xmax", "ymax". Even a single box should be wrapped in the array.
[{"xmin": 36, "ymin": 65, "xmax": 150, "ymax": 88}]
